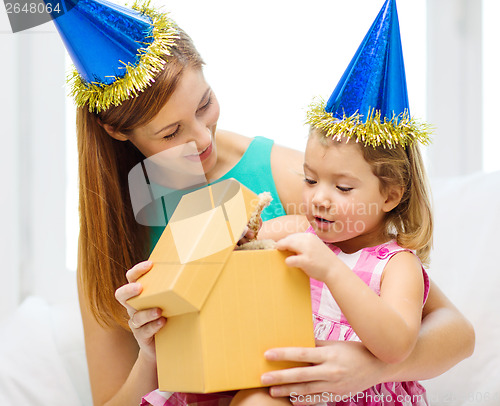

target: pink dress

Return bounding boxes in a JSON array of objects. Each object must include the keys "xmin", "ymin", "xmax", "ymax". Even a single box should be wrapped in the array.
[
  {"xmin": 140, "ymin": 391, "xmax": 233, "ymax": 406},
  {"xmin": 308, "ymin": 228, "xmax": 430, "ymax": 406},
  {"xmin": 141, "ymin": 229, "xmax": 431, "ymax": 406}
]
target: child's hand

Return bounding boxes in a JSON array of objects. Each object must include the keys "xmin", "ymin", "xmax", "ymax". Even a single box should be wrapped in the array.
[{"xmin": 276, "ymin": 233, "xmax": 341, "ymax": 282}]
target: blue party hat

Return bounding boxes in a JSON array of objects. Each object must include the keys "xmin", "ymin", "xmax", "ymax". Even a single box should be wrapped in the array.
[
  {"xmin": 48, "ymin": 0, "xmax": 178, "ymax": 112},
  {"xmin": 306, "ymin": 0, "xmax": 431, "ymax": 148}
]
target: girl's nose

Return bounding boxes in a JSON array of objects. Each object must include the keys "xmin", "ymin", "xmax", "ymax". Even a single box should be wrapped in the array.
[
  {"xmin": 188, "ymin": 122, "xmax": 212, "ymax": 150},
  {"xmin": 312, "ymin": 189, "xmax": 331, "ymax": 208}
]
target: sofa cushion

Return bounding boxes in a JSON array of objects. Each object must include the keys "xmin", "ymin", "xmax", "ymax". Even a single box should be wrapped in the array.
[{"xmin": 423, "ymin": 171, "xmax": 500, "ymax": 405}]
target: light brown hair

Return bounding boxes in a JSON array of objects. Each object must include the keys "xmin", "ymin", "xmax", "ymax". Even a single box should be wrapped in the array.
[
  {"xmin": 77, "ymin": 28, "xmax": 204, "ymax": 328},
  {"xmin": 310, "ymin": 129, "xmax": 433, "ymax": 266}
]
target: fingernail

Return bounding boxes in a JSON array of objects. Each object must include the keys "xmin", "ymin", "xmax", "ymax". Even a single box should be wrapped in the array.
[
  {"xmin": 270, "ymin": 386, "xmax": 283, "ymax": 396},
  {"xmin": 264, "ymin": 350, "xmax": 277, "ymax": 360},
  {"xmin": 143, "ymin": 261, "xmax": 153, "ymax": 267},
  {"xmin": 261, "ymin": 374, "xmax": 274, "ymax": 385}
]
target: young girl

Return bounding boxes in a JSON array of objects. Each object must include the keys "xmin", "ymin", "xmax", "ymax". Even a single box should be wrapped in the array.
[{"xmin": 275, "ymin": 126, "xmax": 432, "ymax": 405}]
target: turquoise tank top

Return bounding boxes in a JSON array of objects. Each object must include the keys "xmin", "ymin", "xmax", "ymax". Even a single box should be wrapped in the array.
[{"xmin": 148, "ymin": 136, "xmax": 286, "ymax": 249}]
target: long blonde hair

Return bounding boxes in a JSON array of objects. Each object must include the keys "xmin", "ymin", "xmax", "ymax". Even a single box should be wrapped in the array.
[
  {"xmin": 361, "ymin": 142, "xmax": 433, "ymax": 266},
  {"xmin": 312, "ymin": 130, "xmax": 433, "ymax": 266},
  {"xmin": 77, "ymin": 28, "xmax": 204, "ymax": 328}
]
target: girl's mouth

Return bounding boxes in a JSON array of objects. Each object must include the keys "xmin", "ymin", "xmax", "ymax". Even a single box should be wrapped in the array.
[
  {"xmin": 184, "ymin": 141, "xmax": 213, "ymax": 162},
  {"xmin": 314, "ymin": 216, "xmax": 334, "ymax": 230}
]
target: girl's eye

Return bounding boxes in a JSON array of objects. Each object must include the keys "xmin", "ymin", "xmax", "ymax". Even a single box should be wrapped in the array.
[
  {"xmin": 197, "ymin": 96, "xmax": 213, "ymax": 112},
  {"xmin": 337, "ymin": 186, "xmax": 353, "ymax": 192},
  {"xmin": 163, "ymin": 127, "xmax": 179, "ymax": 140},
  {"xmin": 304, "ymin": 178, "xmax": 316, "ymax": 185}
]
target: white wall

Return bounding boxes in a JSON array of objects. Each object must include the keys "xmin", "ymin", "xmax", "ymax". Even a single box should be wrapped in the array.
[
  {"xmin": 427, "ymin": 0, "xmax": 483, "ymax": 177},
  {"xmin": 482, "ymin": 0, "xmax": 500, "ymax": 173},
  {"xmin": 1, "ymin": 12, "xmax": 21, "ymax": 318},
  {"xmin": 0, "ymin": 15, "xmax": 73, "ymax": 319}
]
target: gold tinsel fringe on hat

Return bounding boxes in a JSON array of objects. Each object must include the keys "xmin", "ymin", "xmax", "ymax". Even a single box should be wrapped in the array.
[
  {"xmin": 68, "ymin": 0, "xmax": 179, "ymax": 113},
  {"xmin": 306, "ymin": 98, "xmax": 432, "ymax": 148}
]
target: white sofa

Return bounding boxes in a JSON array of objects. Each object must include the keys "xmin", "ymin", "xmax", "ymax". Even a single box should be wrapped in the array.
[
  {"xmin": 1, "ymin": 171, "xmax": 499, "ymax": 406},
  {"xmin": 422, "ymin": 171, "xmax": 500, "ymax": 404}
]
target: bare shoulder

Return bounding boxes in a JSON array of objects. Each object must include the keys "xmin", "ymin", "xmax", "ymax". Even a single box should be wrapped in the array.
[
  {"xmin": 381, "ymin": 251, "xmax": 424, "ymax": 289},
  {"xmin": 271, "ymin": 142, "xmax": 305, "ymax": 161},
  {"xmin": 387, "ymin": 250, "xmax": 422, "ymax": 269},
  {"xmin": 383, "ymin": 251, "xmax": 423, "ymax": 275},
  {"xmin": 270, "ymin": 142, "xmax": 305, "ymax": 215},
  {"xmin": 216, "ymin": 129, "xmax": 252, "ymax": 156}
]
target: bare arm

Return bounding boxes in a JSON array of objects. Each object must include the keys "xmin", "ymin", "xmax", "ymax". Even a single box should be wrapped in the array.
[
  {"xmin": 384, "ymin": 279, "xmax": 475, "ymax": 381},
  {"xmin": 270, "ymin": 143, "xmax": 306, "ymax": 215},
  {"xmin": 324, "ymin": 251, "xmax": 424, "ymax": 364}
]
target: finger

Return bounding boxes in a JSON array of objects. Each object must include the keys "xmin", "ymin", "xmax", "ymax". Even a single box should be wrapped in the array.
[
  {"xmin": 131, "ymin": 316, "xmax": 166, "ymax": 339},
  {"xmin": 262, "ymin": 364, "xmax": 326, "ymax": 388},
  {"xmin": 284, "ymin": 254, "xmax": 305, "ymax": 269},
  {"xmin": 265, "ymin": 347, "xmax": 325, "ymax": 365},
  {"xmin": 115, "ymin": 282, "xmax": 143, "ymax": 315},
  {"xmin": 129, "ymin": 308, "xmax": 163, "ymax": 330},
  {"xmin": 275, "ymin": 233, "xmax": 305, "ymax": 253},
  {"xmin": 125, "ymin": 260, "xmax": 153, "ymax": 283}
]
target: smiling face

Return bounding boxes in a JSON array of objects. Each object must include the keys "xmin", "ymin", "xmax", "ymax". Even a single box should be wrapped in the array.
[
  {"xmin": 105, "ymin": 68, "xmax": 220, "ymax": 183},
  {"xmin": 303, "ymin": 132, "xmax": 401, "ymax": 253}
]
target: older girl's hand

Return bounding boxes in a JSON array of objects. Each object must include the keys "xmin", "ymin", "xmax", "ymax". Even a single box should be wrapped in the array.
[
  {"xmin": 114, "ymin": 260, "xmax": 166, "ymax": 363},
  {"xmin": 261, "ymin": 340, "xmax": 388, "ymax": 405}
]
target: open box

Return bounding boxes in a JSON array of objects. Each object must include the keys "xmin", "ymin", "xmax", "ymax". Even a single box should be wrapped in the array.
[{"xmin": 128, "ymin": 179, "xmax": 315, "ymax": 393}]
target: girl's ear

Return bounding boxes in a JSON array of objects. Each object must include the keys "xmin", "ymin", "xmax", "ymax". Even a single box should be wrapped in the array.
[
  {"xmin": 99, "ymin": 121, "xmax": 128, "ymax": 142},
  {"xmin": 382, "ymin": 185, "xmax": 404, "ymax": 213}
]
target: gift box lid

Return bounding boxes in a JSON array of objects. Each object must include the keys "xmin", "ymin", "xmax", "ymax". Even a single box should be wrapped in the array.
[{"xmin": 128, "ymin": 179, "xmax": 259, "ymax": 317}]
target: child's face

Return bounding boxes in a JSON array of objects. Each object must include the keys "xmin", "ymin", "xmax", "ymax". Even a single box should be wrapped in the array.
[{"xmin": 303, "ymin": 134, "xmax": 395, "ymax": 252}]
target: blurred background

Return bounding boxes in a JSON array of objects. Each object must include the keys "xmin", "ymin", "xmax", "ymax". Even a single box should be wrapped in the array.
[{"xmin": 1, "ymin": 1, "xmax": 500, "ymax": 404}]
